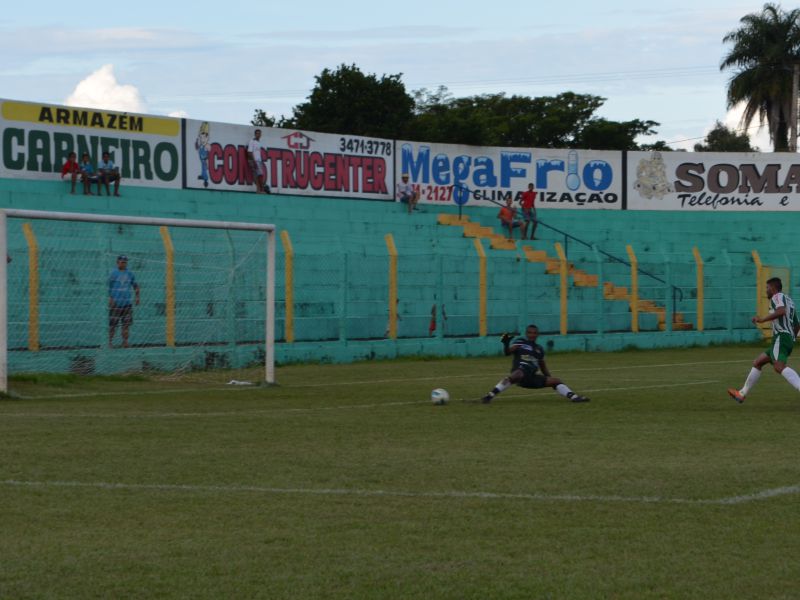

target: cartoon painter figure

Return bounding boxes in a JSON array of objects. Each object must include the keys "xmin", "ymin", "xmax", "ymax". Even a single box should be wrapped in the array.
[{"xmin": 195, "ymin": 121, "xmax": 211, "ymax": 188}]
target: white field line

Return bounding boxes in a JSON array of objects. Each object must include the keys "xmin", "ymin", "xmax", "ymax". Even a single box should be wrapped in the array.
[
  {"xmin": 8, "ymin": 358, "xmax": 748, "ymax": 401},
  {"xmin": 2, "ymin": 478, "xmax": 798, "ymax": 506},
  {"xmin": 0, "ymin": 380, "xmax": 720, "ymax": 419}
]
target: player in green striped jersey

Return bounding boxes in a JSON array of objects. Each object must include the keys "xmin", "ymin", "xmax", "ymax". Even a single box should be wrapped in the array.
[{"xmin": 728, "ymin": 277, "xmax": 800, "ymax": 403}]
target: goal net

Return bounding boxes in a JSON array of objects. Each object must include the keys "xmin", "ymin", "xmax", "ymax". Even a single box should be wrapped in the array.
[{"xmin": 0, "ymin": 210, "xmax": 275, "ymax": 394}]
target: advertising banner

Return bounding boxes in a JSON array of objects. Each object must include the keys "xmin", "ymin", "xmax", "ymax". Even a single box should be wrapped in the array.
[
  {"xmin": 395, "ymin": 140, "xmax": 623, "ymax": 210},
  {"xmin": 628, "ymin": 150, "xmax": 800, "ymax": 211},
  {"xmin": 184, "ymin": 120, "xmax": 392, "ymax": 200},
  {"xmin": 0, "ymin": 98, "xmax": 182, "ymax": 189}
]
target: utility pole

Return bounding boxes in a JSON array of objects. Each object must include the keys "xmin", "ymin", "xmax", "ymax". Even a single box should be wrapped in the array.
[{"xmin": 791, "ymin": 62, "xmax": 799, "ymax": 152}]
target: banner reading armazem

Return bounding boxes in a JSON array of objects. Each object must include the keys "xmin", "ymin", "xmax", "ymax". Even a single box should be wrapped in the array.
[
  {"xmin": 0, "ymin": 98, "xmax": 182, "ymax": 189},
  {"xmin": 628, "ymin": 150, "xmax": 800, "ymax": 211},
  {"xmin": 184, "ymin": 120, "xmax": 392, "ymax": 200},
  {"xmin": 396, "ymin": 140, "xmax": 623, "ymax": 209}
]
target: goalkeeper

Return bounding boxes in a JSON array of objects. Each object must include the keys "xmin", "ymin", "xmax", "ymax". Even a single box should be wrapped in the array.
[{"xmin": 481, "ymin": 324, "xmax": 589, "ymax": 404}]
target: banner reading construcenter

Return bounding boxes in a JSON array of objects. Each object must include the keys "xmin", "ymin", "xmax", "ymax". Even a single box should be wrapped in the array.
[{"xmin": 0, "ymin": 99, "xmax": 182, "ymax": 189}]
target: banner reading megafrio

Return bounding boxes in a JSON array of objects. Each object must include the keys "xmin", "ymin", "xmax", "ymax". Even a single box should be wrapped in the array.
[
  {"xmin": 396, "ymin": 140, "xmax": 623, "ymax": 209},
  {"xmin": 0, "ymin": 98, "xmax": 182, "ymax": 188},
  {"xmin": 184, "ymin": 120, "xmax": 392, "ymax": 200}
]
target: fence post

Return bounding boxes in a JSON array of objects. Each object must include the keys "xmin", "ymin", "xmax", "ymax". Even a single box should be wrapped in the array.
[
  {"xmin": 554, "ymin": 242, "xmax": 568, "ymax": 335},
  {"xmin": 280, "ymin": 230, "xmax": 295, "ymax": 343},
  {"xmin": 473, "ymin": 238, "xmax": 487, "ymax": 337},
  {"xmin": 721, "ymin": 249, "xmax": 733, "ymax": 333},
  {"xmin": 159, "ymin": 226, "xmax": 175, "ymax": 347},
  {"xmin": 384, "ymin": 234, "xmax": 397, "ymax": 340},
  {"xmin": 592, "ymin": 245, "xmax": 604, "ymax": 336},
  {"xmin": 21, "ymin": 223, "xmax": 39, "ymax": 351},
  {"xmin": 339, "ymin": 253, "xmax": 348, "ymax": 342},
  {"xmin": 626, "ymin": 244, "xmax": 639, "ymax": 333},
  {"xmin": 692, "ymin": 246, "xmax": 704, "ymax": 332},
  {"xmin": 437, "ymin": 254, "xmax": 445, "ymax": 339},
  {"xmin": 662, "ymin": 250, "xmax": 673, "ymax": 333}
]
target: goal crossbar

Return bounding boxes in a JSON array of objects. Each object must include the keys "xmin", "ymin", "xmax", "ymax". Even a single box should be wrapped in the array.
[{"xmin": 0, "ymin": 209, "xmax": 277, "ymax": 392}]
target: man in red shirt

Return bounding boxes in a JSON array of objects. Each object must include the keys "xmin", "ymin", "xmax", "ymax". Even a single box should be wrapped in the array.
[
  {"xmin": 60, "ymin": 151, "xmax": 81, "ymax": 194},
  {"xmin": 520, "ymin": 182, "xmax": 537, "ymax": 240}
]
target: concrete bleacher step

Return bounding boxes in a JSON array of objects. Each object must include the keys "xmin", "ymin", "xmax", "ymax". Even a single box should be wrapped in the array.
[{"xmin": 437, "ymin": 213, "xmax": 471, "ymax": 226}]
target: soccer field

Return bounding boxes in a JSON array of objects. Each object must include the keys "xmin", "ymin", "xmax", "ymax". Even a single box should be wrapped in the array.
[{"xmin": 1, "ymin": 344, "xmax": 799, "ymax": 599}]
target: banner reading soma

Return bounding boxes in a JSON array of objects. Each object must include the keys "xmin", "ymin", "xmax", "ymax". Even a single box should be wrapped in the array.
[
  {"xmin": 628, "ymin": 150, "xmax": 800, "ymax": 211},
  {"xmin": 396, "ymin": 140, "xmax": 623, "ymax": 209},
  {"xmin": 0, "ymin": 98, "xmax": 182, "ymax": 189},
  {"xmin": 184, "ymin": 120, "xmax": 392, "ymax": 200}
]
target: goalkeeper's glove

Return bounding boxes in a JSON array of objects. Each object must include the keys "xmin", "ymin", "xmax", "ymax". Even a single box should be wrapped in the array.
[{"xmin": 500, "ymin": 332, "xmax": 514, "ymax": 350}]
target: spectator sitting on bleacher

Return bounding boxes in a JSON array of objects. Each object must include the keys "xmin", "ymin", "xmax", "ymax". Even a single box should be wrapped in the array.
[
  {"xmin": 79, "ymin": 153, "xmax": 100, "ymax": 196},
  {"xmin": 97, "ymin": 151, "xmax": 121, "ymax": 197},
  {"xmin": 60, "ymin": 151, "xmax": 82, "ymax": 194},
  {"xmin": 498, "ymin": 197, "xmax": 522, "ymax": 241},
  {"xmin": 396, "ymin": 173, "xmax": 419, "ymax": 214}
]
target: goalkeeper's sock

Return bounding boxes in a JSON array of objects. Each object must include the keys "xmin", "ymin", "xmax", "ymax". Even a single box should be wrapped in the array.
[
  {"xmin": 741, "ymin": 367, "xmax": 761, "ymax": 396},
  {"xmin": 555, "ymin": 383, "xmax": 575, "ymax": 399},
  {"xmin": 781, "ymin": 367, "xmax": 800, "ymax": 392},
  {"xmin": 484, "ymin": 378, "xmax": 512, "ymax": 401}
]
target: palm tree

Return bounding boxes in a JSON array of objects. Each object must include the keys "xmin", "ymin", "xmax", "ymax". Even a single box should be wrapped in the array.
[{"xmin": 720, "ymin": 3, "xmax": 800, "ymax": 151}]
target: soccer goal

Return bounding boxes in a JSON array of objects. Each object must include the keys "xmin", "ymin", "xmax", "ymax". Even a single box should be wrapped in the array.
[{"xmin": 0, "ymin": 209, "xmax": 276, "ymax": 393}]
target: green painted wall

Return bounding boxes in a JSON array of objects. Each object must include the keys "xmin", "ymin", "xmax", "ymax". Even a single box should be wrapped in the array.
[{"xmin": 2, "ymin": 178, "xmax": 783, "ymax": 375}]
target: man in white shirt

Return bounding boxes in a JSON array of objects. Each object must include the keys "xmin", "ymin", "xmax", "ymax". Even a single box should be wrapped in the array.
[
  {"xmin": 247, "ymin": 129, "xmax": 268, "ymax": 194},
  {"xmin": 396, "ymin": 173, "xmax": 419, "ymax": 214}
]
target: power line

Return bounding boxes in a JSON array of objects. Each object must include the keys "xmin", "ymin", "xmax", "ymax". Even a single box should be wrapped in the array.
[{"xmin": 148, "ymin": 65, "xmax": 722, "ymax": 102}]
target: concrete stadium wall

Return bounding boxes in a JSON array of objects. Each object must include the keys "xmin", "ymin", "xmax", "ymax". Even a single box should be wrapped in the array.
[{"xmin": 1, "ymin": 178, "xmax": 782, "ymax": 375}]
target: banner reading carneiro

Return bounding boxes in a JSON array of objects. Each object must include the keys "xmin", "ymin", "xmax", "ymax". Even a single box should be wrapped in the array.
[{"xmin": 0, "ymin": 98, "xmax": 182, "ymax": 188}]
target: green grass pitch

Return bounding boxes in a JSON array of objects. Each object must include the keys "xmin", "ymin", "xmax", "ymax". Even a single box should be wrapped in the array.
[{"xmin": 1, "ymin": 344, "xmax": 799, "ymax": 599}]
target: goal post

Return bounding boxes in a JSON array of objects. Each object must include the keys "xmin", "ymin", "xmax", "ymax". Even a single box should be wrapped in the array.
[{"xmin": 0, "ymin": 209, "xmax": 276, "ymax": 393}]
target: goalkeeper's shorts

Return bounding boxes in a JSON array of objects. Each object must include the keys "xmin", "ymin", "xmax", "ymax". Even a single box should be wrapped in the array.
[{"xmin": 518, "ymin": 369, "xmax": 547, "ymax": 389}]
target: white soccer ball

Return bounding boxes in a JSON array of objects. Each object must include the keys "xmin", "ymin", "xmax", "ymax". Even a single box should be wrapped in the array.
[{"xmin": 431, "ymin": 388, "xmax": 449, "ymax": 405}]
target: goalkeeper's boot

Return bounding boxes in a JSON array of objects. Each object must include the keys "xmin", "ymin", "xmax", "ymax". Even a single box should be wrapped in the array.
[
  {"xmin": 570, "ymin": 395, "xmax": 590, "ymax": 403},
  {"xmin": 481, "ymin": 394, "xmax": 493, "ymax": 404},
  {"xmin": 727, "ymin": 388, "xmax": 745, "ymax": 403}
]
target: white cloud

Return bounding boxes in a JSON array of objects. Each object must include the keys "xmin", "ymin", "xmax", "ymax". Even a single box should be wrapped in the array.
[
  {"xmin": 168, "ymin": 110, "xmax": 189, "ymax": 118},
  {"xmin": 64, "ymin": 64, "xmax": 146, "ymax": 113}
]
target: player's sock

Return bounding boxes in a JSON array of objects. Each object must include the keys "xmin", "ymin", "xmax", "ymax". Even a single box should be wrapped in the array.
[
  {"xmin": 484, "ymin": 378, "xmax": 512, "ymax": 401},
  {"xmin": 781, "ymin": 367, "xmax": 800, "ymax": 391},
  {"xmin": 555, "ymin": 383, "xmax": 575, "ymax": 399},
  {"xmin": 741, "ymin": 367, "xmax": 761, "ymax": 396}
]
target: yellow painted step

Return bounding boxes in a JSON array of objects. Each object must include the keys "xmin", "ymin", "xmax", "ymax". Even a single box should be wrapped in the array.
[
  {"xmin": 438, "ymin": 214, "xmax": 470, "ymax": 225},
  {"xmin": 490, "ymin": 238, "xmax": 517, "ymax": 250},
  {"xmin": 523, "ymin": 247, "xmax": 548, "ymax": 262}
]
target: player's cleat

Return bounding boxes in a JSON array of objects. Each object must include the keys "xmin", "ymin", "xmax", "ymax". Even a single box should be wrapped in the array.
[
  {"xmin": 481, "ymin": 394, "xmax": 493, "ymax": 404},
  {"xmin": 727, "ymin": 388, "xmax": 745, "ymax": 403},
  {"xmin": 570, "ymin": 395, "xmax": 590, "ymax": 403}
]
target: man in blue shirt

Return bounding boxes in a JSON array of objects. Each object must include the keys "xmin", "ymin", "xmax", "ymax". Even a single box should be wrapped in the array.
[
  {"xmin": 97, "ymin": 151, "xmax": 121, "ymax": 196},
  {"xmin": 79, "ymin": 153, "xmax": 100, "ymax": 195},
  {"xmin": 108, "ymin": 255, "xmax": 140, "ymax": 348}
]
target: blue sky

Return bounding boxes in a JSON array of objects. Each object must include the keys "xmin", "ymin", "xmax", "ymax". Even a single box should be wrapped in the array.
[{"xmin": 0, "ymin": 1, "xmax": 774, "ymax": 149}]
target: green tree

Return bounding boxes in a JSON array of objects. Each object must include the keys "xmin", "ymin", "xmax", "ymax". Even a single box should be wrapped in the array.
[
  {"xmin": 720, "ymin": 3, "xmax": 800, "ymax": 151},
  {"xmin": 251, "ymin": 109, "xmax": 276, "ymax": 128},
  {"xmin": 284, "ymin": 64, "xmax": 414, "ymax": 138},
  {"xmin": 573, "ymin": 118, "xmax": 660, "ymax": 150},
  {"xmin": 693, "ymin": 121, "xmax": 757, "ymax": 151},
  {"xmin": 406, "ymin": 89, "xmax": 664, "ymax": 149}
]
